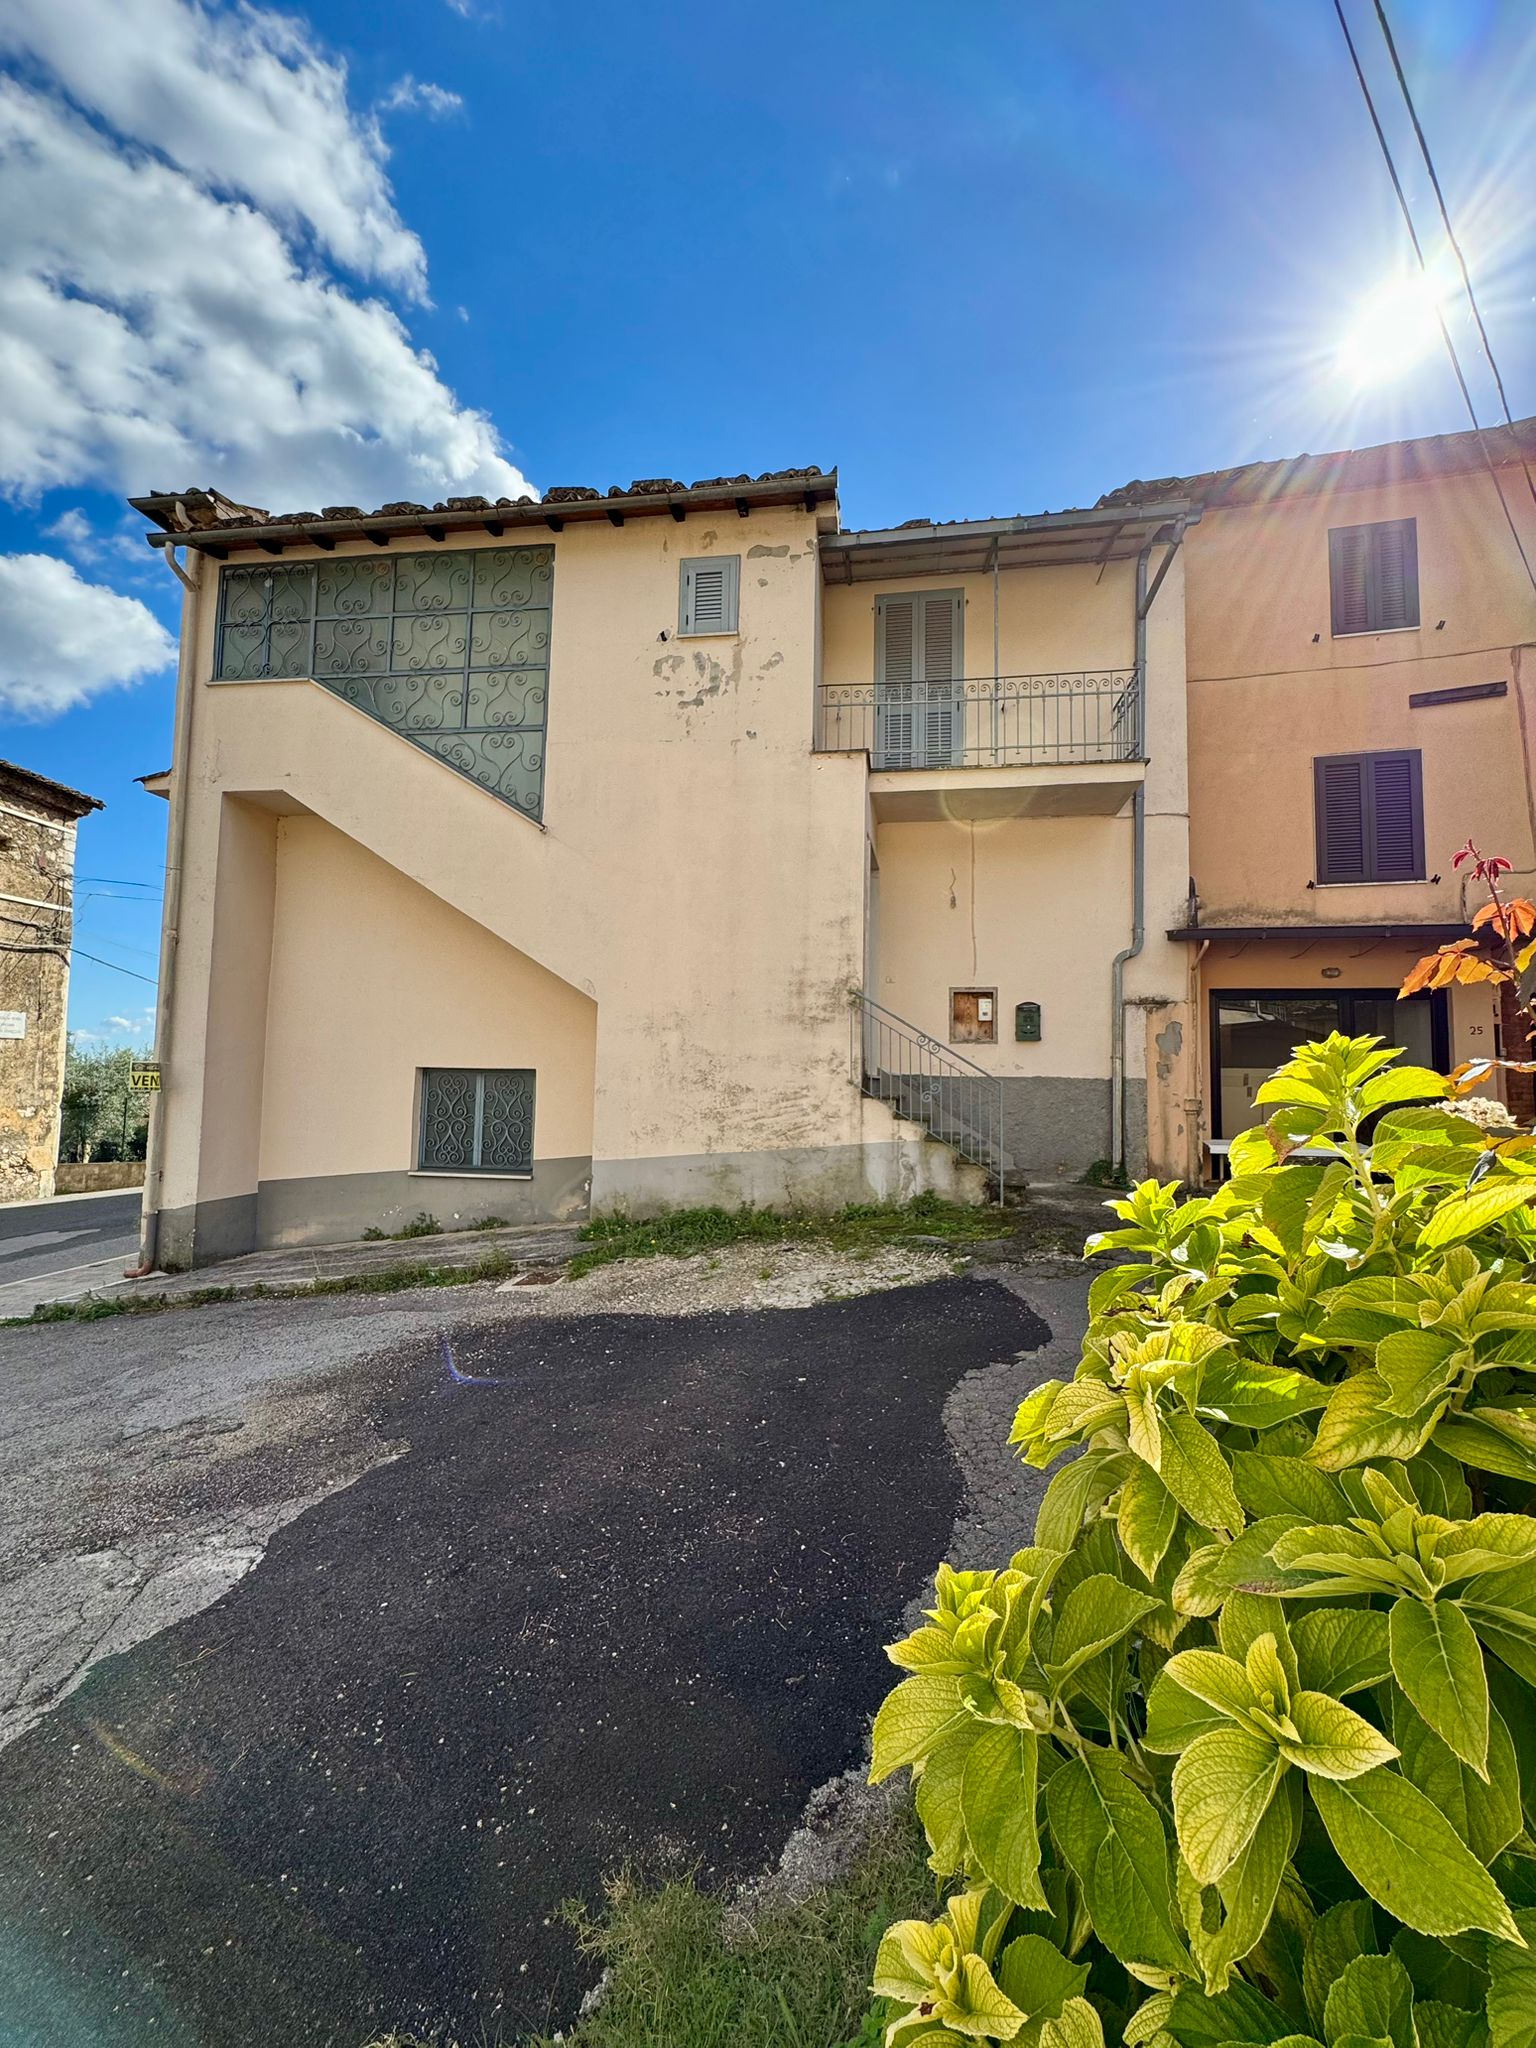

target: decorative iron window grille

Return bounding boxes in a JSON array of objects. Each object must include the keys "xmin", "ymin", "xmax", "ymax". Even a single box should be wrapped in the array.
[
  {"xmin": 214, "ymin": 548, "xmax": 553, "ymax": 819},
  {"xmin": 418, "ymin": 1068, "xmax": 535, "ymax": 1175}
]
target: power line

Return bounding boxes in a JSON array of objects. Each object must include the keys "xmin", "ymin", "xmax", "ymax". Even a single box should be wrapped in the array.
[
  {"xmin": 71, "ymin": 948, "xmax": 157, "ymax": 987},
  {"xmin": 1331, "ymin": 0, "xmax": 1536, "ymax": 599},
  {"xmin": 1371, "ymin": 0, "xmax": 1536, "ymax": 518}
]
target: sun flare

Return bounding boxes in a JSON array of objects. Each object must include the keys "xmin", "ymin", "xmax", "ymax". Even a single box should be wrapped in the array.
[{"xmin": 1334, "ymin": 270, "xmax": 1445, "ymax": 389}]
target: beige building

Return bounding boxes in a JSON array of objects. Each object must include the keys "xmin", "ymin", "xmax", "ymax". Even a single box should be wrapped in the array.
[
  {"xmin": 1098, "ymin": 417, "xmax": 1536, "ymax": 1157},
  {"xmin": 0, "ymin": 760, "xmax": 102, "ymax": 1202},
  {"xmin": 129, "ymin": 469, "xmax": 1193, "ymax": 1266},
  {"xmin": 130, "ymin": 418, "xmax": 1536, "ymax": 1265}
]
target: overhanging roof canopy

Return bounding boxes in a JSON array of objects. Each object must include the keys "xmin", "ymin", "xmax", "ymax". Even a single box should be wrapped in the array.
[{"xmin": 819, "ymin": 501, "xmax": 1194, "ymax": 584}]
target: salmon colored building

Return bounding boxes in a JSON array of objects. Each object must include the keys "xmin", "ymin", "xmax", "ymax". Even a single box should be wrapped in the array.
[{"xmin": 1099, "ymin": 418, "xmax": 1536, "ymax": 1163}]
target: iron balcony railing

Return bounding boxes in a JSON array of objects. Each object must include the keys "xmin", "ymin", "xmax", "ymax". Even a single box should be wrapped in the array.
[
  {"xmin": 814, "ymin": 668, "xmax": 1143, "ymax": 771},
  {"xmin": 851, "ymin": 993, "xmax": 1006, "ymax": 1201}
]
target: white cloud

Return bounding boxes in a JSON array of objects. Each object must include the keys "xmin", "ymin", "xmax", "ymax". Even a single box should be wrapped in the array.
[
  {"xmin": 42, "ymin": 508, "xmax": 98, "ymax": 556},
  {"xmin": 0, "ymin": 553, "xmax": 175, "ymax": 718},
  {"xmin": 0, "ymin": 70, "xmax": 530, "ymax": 511},
  {"xmin": 0, "ymin": 0, "xmax": 532, "ymax": 516},
  {"xmin": 0, "ymin": 0, "xmax": 427, "ymax": 297},
  {"xmin": 380, "ymin": 76, "xmax": 464, "ymax": 121}
]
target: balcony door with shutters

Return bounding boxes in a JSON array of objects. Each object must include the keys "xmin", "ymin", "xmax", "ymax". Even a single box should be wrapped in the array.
[{"xmin": 874, "ymin": 591, "xmax": 964, "ymax": 769}]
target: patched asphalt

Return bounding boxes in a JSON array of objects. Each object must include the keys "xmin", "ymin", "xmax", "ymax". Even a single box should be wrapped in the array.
[{"xmin": 0, "ymin": 1276, "xmax": 1047, "ymax": 2046}]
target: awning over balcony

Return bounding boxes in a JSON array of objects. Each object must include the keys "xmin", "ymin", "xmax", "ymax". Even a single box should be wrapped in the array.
[{"xmin": 819, "ymin": 500, "xmax": 1195, "ymax": 584}]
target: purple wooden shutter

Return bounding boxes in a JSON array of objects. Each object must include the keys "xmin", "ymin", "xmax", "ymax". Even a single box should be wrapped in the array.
[
  {"xmin": 1315, "ymin": 755, "xmax": 1367, "ymax": 882},
  {"xmin": 1367, "ymin": 751, "xmax": 1423, "ymax": 881}
]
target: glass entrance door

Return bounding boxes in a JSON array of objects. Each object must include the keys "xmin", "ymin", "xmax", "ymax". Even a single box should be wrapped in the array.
[{"xmin": 1211, "ymin": 988, "xmax": 1447, "ymax": 1139}]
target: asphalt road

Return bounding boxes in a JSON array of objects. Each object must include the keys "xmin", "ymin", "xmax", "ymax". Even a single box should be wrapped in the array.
[
  {"xmin": 0, "ymin": 1274, "xmax": 1049, "ymax": 2047},
  {"xmin": 0, "ymin": 1188, "xmax": 139, "ymax": 1299}
]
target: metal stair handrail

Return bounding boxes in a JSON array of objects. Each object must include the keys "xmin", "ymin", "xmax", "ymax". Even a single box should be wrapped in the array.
[{"xmin": 850, "ymin": 992, "xmax": 1006, "ymax": 1202}]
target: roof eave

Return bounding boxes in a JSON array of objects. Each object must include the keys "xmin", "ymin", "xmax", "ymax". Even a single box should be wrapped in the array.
[{"xmin": 130, "ymin": 472, "xmax": 840, "ymax": 557}]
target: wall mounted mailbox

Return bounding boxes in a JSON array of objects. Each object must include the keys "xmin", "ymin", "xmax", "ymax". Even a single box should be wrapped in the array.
[{"xmin": 1015, "ymin": 1001, "xmax": 1041, "ymax": 1043}]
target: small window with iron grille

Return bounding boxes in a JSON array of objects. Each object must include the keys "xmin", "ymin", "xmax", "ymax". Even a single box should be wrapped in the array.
[
  {"xmin": 418, "ymin": 1068, "xmax": 535, "ymax": 1174},
  {"xmin": 678, "ymin": 556, "xmax": 740, "ymax": 636}
]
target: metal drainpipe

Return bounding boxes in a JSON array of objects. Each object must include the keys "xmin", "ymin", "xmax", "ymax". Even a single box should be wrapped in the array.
[
  {"xmin": 127, "ymin": 544, "xmax": 201, "ymax": 1276},
  {"xmin": 1109, "ymin": 546, "xmax": 1152, "ymax": 1176}
]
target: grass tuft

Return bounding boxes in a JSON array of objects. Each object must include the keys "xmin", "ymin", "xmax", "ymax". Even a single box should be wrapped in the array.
[
  {"xmin": 567, "ymin": 1191, "xmax": 1008, "ymax": 1278},
  {"xmin": 519, "ymin": 1800, "xmax": 931, "ymax": 2048}
]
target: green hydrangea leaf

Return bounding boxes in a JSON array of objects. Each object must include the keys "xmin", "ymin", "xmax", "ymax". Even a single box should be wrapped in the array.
[
  {"xmin": 1232, "ymin": 1453, "xmax": 1350, "ymax": 1525},
  {"xmin": 1413, "ymin": 2003, "xmax": 1489, "ymax": 2048},
  {"xmin": 871, "ymin": 1674, "xmax": 969, "ymax": 1783},
  {"xmin": 1045, "ymin": 1748, "xmax": 1190, "ymax": 1976},
  {"xmin": 995, "ymin": 1933, "xmax": 1088, "ymax": 2024},
  {"xmin": 1037, "ymin": 1996, "xmax": 1106, "ymax": 2048},
  {"xmin": 1309, "ymin": 1372, "xmax": 1446, "ymax": 1471},
  {"xmin": 1303, "ymin": 1900, "xmax": 1378, "ymax": 2031},
  {"xmin": 1164, "ymin": 1978, "xmax": 1300, "ymax": 2045},
  {"xmin": 1181, "ymin": 1776, "xmax": 1298, "ymax": 1994},
  {"xmin": 960, "ymin": 1724, "xmax": 1045, "ymax": 1909},
  {"xmin": 1487, "ymin": 1905, "xmax": 1536, "ymax": 2047},
  {"xmin": 1174, "ymin": 1517, "xmax": 1314, "ymax": 1617},
  {"xmin": 1157, "ymin": 1412, "xmax": 1245, "ymax": 1537},
  {"xmin": 916, "ymin": 1721, "xmax": 984, "ymax": 1875},
  {"xmin": 1046, "ymin": 1573, "xmax": 1159, "ymax": 1686},
  {"xmin": 1120, "ymin": 1461, "xmax": 1181, "ymax": 1582},
  {"xmin": 1419, "ymin": 1180, "xmax": 1536, "ymax": 1249},
  {"xmin": 1277, "ymin": 1690, "xmax": 1399, "ymax": 1780},
  {"xmin": 1310, "ymin": 1770, "xmax": 1522, "ymax": 1942},
  {"xmin": 1322, "ymin": 1953, "xmax": 1415, "ymax": 2048},
  {"xmin": 1388, "ymin": 1598, "xmax": 1491, "ymax": 1778},
  {"xmin": 1434, "ymin": 1409, "xmax": 1536, "ymax": 1487},
  {"xmin": 1396, "ymin": 1698, "xmax": 1522, "ymax": 1864},
  {"xmin": 1375, "ymin": 1329, "xmax": 1461, "ymax": 1419},
  {"xmin": 1173, "ymin": 1726, "xmax": 1284, "ymax": 1885},
  {"xmin": 1293, "ymin": 1610, "xmax": 1391, "ymax": 1697}
]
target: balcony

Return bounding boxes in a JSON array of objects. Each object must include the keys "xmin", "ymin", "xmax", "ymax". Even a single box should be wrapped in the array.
[{"xmin": 814, "ymin": 669, "xmax": 1145, "ymax": 820}]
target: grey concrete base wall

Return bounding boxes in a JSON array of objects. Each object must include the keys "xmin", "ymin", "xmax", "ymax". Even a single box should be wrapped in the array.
[
  {"xmin": 999, "ymin": 1076, "xmax": 1147, "ymax": 1182},
  {"xmin": 156, "ymin": 1190, "xmax": 259, "ymax": 1271},
  {"xmin": 156, "ymin": 1160, "xmax": 590, "ymax": 1267},
  {"xmin": 255, "ymin": 1158, "xmax": 592, "ymax": 1251},
  {"xmin": 592, "ymin": 1141, "xmax": 890, "ymax": 1218}
]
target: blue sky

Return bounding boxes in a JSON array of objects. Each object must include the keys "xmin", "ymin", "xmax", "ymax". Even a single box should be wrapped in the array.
[{"xmin": 0, "ymin": 0, "xmax": 1532, "ymax": 1041}]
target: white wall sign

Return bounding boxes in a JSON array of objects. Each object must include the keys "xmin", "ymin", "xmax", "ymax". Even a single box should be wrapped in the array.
[{"xmin": 0, "ymin": 1012, "xmax": 26, "ymax": 1039}]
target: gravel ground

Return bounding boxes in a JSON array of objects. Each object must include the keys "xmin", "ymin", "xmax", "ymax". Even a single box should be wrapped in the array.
[{"xmin": 498, "ymin": 1241, "xmax": 961, "ymax": 1314}]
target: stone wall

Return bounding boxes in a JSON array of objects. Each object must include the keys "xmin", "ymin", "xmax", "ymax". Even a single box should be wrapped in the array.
[
  {"xmin": 0, "ymin": 792, "xmax": 80, "ymax": 1202},
  {"xmin": 54, "ymin": 1161, "xmax": 146, "ymax": 1195}
]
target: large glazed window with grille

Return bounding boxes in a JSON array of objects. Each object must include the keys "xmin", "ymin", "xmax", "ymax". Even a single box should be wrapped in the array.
[
  {"xmin": 418, "ymin": 1068, "xmax": 535, "ymax": 1175},
  {"xmin": 213, "ymin": 549, "xmax": 552, "ymax": 818},
  {"xmin": 1313, "ymin": 749, "xmax": 1424, "ymax": 884},
  {"xmin": 1328, "ymin": 517, "xmax": 1418, "ymax": 635}
]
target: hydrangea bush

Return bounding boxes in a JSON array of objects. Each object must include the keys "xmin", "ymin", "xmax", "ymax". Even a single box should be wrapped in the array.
[{"xmin": 866, "ymin": 1034, "xmax": 1536, "ymax": 2048}]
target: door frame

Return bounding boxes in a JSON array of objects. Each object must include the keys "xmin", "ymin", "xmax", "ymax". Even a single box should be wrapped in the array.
[{"xmin": 1207, "ymin": 985, "xmax": 1451, "ymax": 1140}]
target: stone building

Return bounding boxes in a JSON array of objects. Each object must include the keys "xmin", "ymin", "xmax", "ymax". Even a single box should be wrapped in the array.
[{"xmin": 0, "ymin": 761, "xmax": 103, "ymax": 1201}]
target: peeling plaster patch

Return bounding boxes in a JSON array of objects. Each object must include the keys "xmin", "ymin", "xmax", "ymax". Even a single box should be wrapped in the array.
[
  {"xmin": 676, "ymin": 645, "xmax": 742, "ymax": 711},
  {"xmin": 1154, "ymin": 1016, "xmax": 1183, "ymax": 1084},
  {"xmin": 762, "ymin": 652, "xmax": 783, "ymax": 670},
  {"xmin": 747, "ymin": 544, "xmax": 789, "ymax": 559}
]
